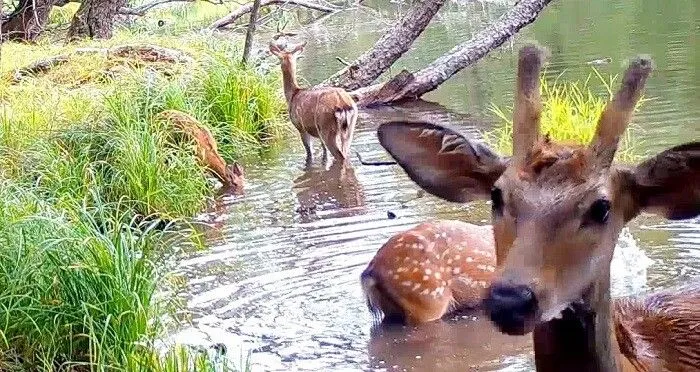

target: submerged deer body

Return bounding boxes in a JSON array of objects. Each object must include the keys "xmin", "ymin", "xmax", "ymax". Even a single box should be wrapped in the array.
[
  {"xmin": 376, "ymin": 44, "xmax": 700, "ymax": 371},
  {"xmin": 269, "ymin": 42, "xmax": 358, "ymax": 165},
  {"xmin": 362, "ymin": 220, "xmax": 496, "ymax": 324}
]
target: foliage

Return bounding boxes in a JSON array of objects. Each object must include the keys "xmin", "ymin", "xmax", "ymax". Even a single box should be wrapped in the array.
[
  {"xmin": 482, "ymin": 69, "xmax": 645, "ymax": 163},
  {"xmin": 0, "ymin": 3, "xmax": 287, "ymax": 370}
]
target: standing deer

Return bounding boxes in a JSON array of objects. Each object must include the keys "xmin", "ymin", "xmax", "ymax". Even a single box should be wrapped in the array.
[
  {"xmin": 374, "ymin": 44, "xmax": 700, "ymax": 371},
  {"xmin": 269, "ymin": 41, "xmax": 358, "ymax": 165}
]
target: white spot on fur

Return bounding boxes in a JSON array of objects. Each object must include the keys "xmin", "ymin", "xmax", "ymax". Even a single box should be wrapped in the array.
[
  {"xmin": 401, "ymin": 281, "xmax": 412, "ymax": 287},
  {"xmin": 466, "ymin": 257, "xmax": 474, "ymax": 262},
  {"xmin": 425, "ymin": 269, "xmax": 432, "ymax": 275},
  {"xmin": 452, "ymin": 267, "xmax": 461, "ymax": 275}
]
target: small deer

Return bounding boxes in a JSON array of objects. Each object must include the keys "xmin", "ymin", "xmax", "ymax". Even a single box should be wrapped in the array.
[
  {"xmin": 157, "ymin": 110, "xmax": 245, "ymax": 194},
  {"xmin": 269, "ymin": 41, "xmax": 358, "ymax": 165},
  {"xmin": 376, "ymin": 44, "xmax": 699, "ymax": 371},
  {"xmin": 361, "ymin": 220, "xmax": 496, "ymax": 324}
]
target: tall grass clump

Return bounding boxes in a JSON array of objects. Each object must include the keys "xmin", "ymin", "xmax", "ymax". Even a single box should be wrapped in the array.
[
  {"xmin": 0, "ymin": 181, "xmax": 161, "ymax": 370},
  {"xmin": 0, "ymin": 179, "xmax": 241, "ymax": 371},
  {"xmin": 151, "ymin": 53, "xmax": 287, "ymax": 161},
  {"xmin": 483, "ymin": 70, "xmax": 644, "ymax": 162},
  {"xmin": 201, "ymin": 56, "xmax": 286, "ymax": 155}
]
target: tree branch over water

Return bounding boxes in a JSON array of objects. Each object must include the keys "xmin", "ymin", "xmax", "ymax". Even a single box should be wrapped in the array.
[
  {"xmin": 210, "ymin": 0, "xmax": 339, "ymax": 30},
  {"xmin": 316, "ymin": 0, "xmax": 554, "ymax": 107},
  {"xmin": 317, "ymin": 0, "xmax": 447, "ymax": 91}
]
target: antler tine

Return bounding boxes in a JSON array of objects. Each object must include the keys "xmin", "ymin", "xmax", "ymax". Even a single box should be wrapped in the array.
[
  {"xmin": 590, "ymin": 55, "xmax": 653, "ymax": 167},
  {"xmin": 512, "ymin": 44, "xmax": 547, "ymax": 161}
]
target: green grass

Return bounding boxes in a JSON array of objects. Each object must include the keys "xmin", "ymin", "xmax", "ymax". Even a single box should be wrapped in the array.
[
  {"xmin": 482, "ymin": 69, "xmax": 645, "ymax": 163},
  {"xmin": 0, "ymin": 181, "xmax": 160, "ymax": 370},
  {"xmin": 0, "ymin": 179, "xmax": 247, "ymax": 371},
  {"xmin": 0, "ymin": 3, "xmax": 288, "ymax": 370}
]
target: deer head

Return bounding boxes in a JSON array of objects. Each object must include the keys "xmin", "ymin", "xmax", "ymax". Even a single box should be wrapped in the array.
[
  {"xmin": 221, "ymin": 162, "xmax": 245, "ymax": 195},
  {"xmin": 269, "ymin": 40, "xmax": 306, "ymax": 71},
  {"xmin": 377, "ymin": 44, "xmax": 699, "ymax": 337}
]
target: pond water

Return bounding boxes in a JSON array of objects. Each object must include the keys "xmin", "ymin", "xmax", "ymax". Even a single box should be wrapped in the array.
[{"xmin": 168, "ymin": 0, "xmax": 699, "ymax": 371}]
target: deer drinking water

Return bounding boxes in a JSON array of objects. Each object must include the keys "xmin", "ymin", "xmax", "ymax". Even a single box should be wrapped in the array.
[
  {"xmin": 373, "ymin": 44, "xmax": 700, "ymax": 371},
  {"xmin": 269, "ymin": 40, "xmax": 358, "ymax": 165}
]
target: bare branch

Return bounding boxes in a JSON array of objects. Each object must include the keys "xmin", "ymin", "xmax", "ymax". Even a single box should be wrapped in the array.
[
  {"xmin": 209, "ymin": 0, "xmax": 338, "ymax": 30},
  {"xmin": 118, "ymin": 0, "xmax": 199, "ymax": 16}
]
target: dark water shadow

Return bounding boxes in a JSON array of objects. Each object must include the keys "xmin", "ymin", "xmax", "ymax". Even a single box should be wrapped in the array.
[
  {"xmin": 293, "ymin": 159, "xmax": 367, "ymax": 223},
  {"xmin": 368, "ymin": 314, "xmax": 533, "ymax": 371}
]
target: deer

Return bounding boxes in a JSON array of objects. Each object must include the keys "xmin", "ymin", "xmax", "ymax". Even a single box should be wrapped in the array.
[
  {"xmin": 361, "ymin": 220, "xmax": 497, "ymax": 324},
  {"xmin": 156, "ymin": 110, "xmax": 245, "ymax": 194},
  {"xmin": 269, "ymin": 40, "xmax": 358, "ymax": 166},
  {"xmin": 373, "ymin": 44, "xmax": 700, "ymax": 371}
]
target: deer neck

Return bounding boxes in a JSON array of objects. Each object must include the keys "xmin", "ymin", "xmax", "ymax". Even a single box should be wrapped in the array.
[
  {"xmin": 532, "ymin": 270, "xmax": 622, "ymax": 372},
  {"xmin": 280, "ymin": 61, "xmax": 301, "ymax": 104}
]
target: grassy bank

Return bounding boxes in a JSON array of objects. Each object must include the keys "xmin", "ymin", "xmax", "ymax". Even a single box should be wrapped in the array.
[
  {"xmin": 0, "ymin": 3, "xmax": 286, "ymax": 370},
  {"xmin": 482, "ymin": 70, "xmax": 644, "ymax": 162}
]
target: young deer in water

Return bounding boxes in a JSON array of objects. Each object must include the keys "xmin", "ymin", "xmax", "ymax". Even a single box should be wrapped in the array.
[
  {"xmin": 377, "ymin": 45, "xmax": 700, "ymax": 371},
  {"xmin": 362, "ymin": 220, "xmax": 496, "ymax": 324},
  {"xmin": 269, "ymin": 41, "xmax": 358, "ymax": 165}
]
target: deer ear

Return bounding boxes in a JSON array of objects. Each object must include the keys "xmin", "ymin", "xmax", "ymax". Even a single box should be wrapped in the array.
[
  {"xmin": 378, "ymin": 121, "xmax": 507, "ymax": 203},
  {"xmin": 229, "ymin": 162, "xmax": 244, "ymax": 177},
  {"xmin": 619, "ymin": 141, "xmax": 699, "ymax": 221},
  {"xmin": 291, "ymin": 42, "xmax": 306, "ymax": 55},
  {"xmin": 269, "ymin": 44, "xmax": 282, "ymax": 57}
]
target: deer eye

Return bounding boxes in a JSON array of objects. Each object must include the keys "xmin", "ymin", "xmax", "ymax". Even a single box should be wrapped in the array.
[
  {"xmin": 587, "ymin": 199, "xmax": 611, "ymax": 224},
  {"xmin": 490, "ymin": 187, "xmax": 504, "ymax": 215}
]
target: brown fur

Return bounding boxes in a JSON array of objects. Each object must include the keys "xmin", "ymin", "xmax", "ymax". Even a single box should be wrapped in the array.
[
  {"xmin": 269, "ymin": 42, "xmax": 358, "ymax": 164},
  {"xmin": 362, "ymin": 220, "xmax": 496, "ymax": 324},
  {"xmin": 376, "ymin": 44, "xmax": 700, "ymax": 371},
  {"xmin": 156, "ymin": 110, "xmax": 244, "ymax": 194},
  {"xmin": 615, "ymin": 282, "xmax": 700, "ymax": 372}
]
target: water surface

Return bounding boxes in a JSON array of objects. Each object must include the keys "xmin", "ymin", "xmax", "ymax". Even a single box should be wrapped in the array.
[{"xmin": 169, "ymin": 1, "xmax": 699, "ymax": 370}]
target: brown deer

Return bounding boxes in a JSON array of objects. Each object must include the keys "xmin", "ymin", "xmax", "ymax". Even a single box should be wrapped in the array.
[
  {"xmin": 157, "ymin": 110, "xmax": 244, "ymax": 194},
  {"xmin": 375, "ymin": 44, "xmax": 700, "ymax": 371},
  {"xmin": 269, "ymin": 41, "xmax": 358, "ymax": 165},
  {"xmin": 361, "ymin": 220, "xmax": 496, "ymax": 324}
]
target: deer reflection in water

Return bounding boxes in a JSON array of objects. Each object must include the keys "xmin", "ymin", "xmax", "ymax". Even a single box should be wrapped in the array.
[{"xmin": 293, "ymin": 160, "xmax": 366, "ymax": 223}]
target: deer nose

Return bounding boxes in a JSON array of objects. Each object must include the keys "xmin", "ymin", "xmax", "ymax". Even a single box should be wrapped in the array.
[{"xmin": 482, "ymin": 282, "xmax": 538, "ymax": 335}]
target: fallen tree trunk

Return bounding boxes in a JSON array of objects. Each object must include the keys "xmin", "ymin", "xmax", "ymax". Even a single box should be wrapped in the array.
[
  {"xmin": 210, "ymin": 0, "xmax": 338, "ymax": 30},
  {"xmin": 318, "ymin": 0, "xmax": 447, "ymax": 91},
  {"xmin": 8, "ymin": 44, "xmax": 193, "ymax": 83},
  {"xmin": 345, "ymin": 0, "xmax": 554, "ymax": 106}
]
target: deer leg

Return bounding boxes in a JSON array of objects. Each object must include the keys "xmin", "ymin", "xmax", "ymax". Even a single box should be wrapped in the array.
[
  {"xmin": 300, "ymin": 132, "xmax": 313, "ymax": 165},
  {"xmin": 321, "ymin": 141, "xmax": 328, "ymax": 163}
]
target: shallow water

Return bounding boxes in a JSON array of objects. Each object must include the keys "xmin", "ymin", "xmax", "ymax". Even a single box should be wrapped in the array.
[{"xmin": 168, "ymin": 0, "xmax": 699, "ymax": 370}]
